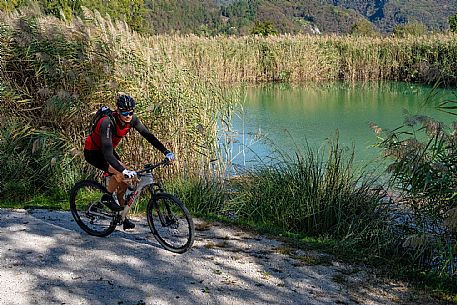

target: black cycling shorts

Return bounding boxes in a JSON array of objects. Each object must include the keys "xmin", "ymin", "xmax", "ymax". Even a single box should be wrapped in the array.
[{"xmin": 84, "ymin": 149, "xmax": 121, "ymax": 173}]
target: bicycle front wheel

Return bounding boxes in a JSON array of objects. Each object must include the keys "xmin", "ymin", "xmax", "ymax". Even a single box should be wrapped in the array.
[
  {"xmin": 147, "ymin": 193, "xmax": 195, "ymax": 253},
  {"xmin": 69, "ymin": 180, "xmax": 116, "ymax": 237}
]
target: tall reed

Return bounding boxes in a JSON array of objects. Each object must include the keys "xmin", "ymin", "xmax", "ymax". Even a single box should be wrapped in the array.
[
  {"xmin": 0, "ymin": 10, "xmax": 235, "ymax": 198},
  {"xmin": 2, "ymin": 8, "xmax": 457, "ymax": 200},
  {"xmin": 141, "ymin": 33, "xmax": 457, "ymax": 85}
]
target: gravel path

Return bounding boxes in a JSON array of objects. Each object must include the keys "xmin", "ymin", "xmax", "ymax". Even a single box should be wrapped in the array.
[{"xmin": 0, "ymin": 208, "xmax": 439, "ymax": 305}]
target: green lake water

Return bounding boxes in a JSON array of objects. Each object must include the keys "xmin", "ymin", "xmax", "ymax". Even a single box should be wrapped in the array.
[{"xmin": 228, "ymin": 81, "xmax": 457, "ymax": 170}]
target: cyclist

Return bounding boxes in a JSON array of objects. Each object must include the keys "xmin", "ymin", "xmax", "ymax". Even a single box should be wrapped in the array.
[{"xmin": 83, "ymin": 94, "xmax": 174, "ymax": 230}]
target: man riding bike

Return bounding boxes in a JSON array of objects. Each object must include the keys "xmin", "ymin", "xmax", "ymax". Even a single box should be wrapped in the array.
[{"xmin": 83, "ymin": 94, "xmax": 174, "ymax": 230}]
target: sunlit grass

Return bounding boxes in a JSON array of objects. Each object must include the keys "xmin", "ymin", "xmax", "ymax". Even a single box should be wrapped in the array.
[{"xmin": 0, "ymin": 195, "xmax": 69, "ymax": 210}]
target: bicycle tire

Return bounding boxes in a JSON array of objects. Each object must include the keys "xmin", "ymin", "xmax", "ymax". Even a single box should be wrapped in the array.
[
  {"xmin": 69, "ymin": 180, "xmax": 117, "ymax": 237},
  {"xmin": 147, "ymin": 193, "xmax": 195, "ymax": 253}
]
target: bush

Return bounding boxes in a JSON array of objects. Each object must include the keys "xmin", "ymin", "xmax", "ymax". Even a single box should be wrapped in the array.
[
  {"xmin": 251, "ymin": 21, "xmax": 278, "ymax": 36},
  {"xmin": 227, "ymin": 139, "xmax": 395, "ymax": 255},
  {"xmin": 372, "ymin": 110, "xmax": 457, "ymax": 276},
  {"xmin": 449, "ymin": 13, "xmax": 457, "ymax": 32},
  {"xmin": 351, "ymin": 19, "xmax": 379, "ymax": 37},
  {"xmin": 393, "ymin": 22, "xmax": 428, "ymax": 37}
]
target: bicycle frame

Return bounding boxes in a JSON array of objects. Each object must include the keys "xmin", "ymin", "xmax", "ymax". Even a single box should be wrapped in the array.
[
  {"xmin": 70, "ymin": 158, "xmax": 194, "ymax": 252},
  {"xmin": 116, "ymin": 162, "xmax": 165, "ymax": 224}
]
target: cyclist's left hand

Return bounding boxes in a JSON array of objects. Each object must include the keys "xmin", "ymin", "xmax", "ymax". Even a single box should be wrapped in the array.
[{"xmin": 165, "ymin": 151, "xmax": 175, "ymax": 162}]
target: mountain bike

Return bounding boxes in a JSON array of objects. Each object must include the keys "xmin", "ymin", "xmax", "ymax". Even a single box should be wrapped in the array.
[{"xmin": 69, "ymin": 159, "xmax": 194, "ymax": 254}]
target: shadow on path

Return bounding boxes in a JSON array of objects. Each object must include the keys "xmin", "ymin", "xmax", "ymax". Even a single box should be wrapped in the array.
[{"xmin": 0, "ymin": 208, "xmax": 429, "ymax": 305}]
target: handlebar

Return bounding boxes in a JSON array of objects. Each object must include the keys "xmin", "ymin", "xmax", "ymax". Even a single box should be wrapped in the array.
[{"xmin": 134, "ymin": 158, "xmax": 170, "ymax": 176}]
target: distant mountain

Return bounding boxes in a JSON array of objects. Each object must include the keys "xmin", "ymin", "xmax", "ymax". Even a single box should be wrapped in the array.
[
  {"xmin": 218, "ymin": 0, "xmax": 364, "ymax": 34},
  {"xmin": 216, "ymin": 0, "xmax": 457, "ymax": 34},
  {"xmin": 328, "ymin": 0, "xmax": 457, "ymax": 32},
  {"xmin": 2, "ymin": 0, "xmax": 457, "ymax": 35}
]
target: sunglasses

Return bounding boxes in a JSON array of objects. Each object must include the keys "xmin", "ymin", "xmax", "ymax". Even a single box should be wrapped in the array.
[{"xmin": 120, "ymin": 110, "xmax": 134, "ymax": 117}]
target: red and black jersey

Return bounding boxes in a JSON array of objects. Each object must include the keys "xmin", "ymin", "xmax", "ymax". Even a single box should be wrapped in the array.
[
  {"xmin": 85, "ymin": 116, "xmax": 131, "ymax": 150},
  {"xmin": 84, "ymin": 113, "xmax": 169, "ymax": 173}
]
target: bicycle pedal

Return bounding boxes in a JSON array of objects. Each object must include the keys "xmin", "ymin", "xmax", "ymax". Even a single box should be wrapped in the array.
[
  {"xmin": 100, "ymin": 194, "xmax": 124, "ymax": 212},
  {"xmin": 123, "ymin": 218, "xmax": 136, "ymax": 230}
]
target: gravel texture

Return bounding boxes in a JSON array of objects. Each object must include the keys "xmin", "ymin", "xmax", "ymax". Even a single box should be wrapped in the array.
[{"xmin": 0, "ymin": 208, "xmax": 440, "ymax": 305}]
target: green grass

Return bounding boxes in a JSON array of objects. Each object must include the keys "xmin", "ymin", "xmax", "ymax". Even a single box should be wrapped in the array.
[{"xmin": 0, "ymin": 194, "xmax": 69, "ymax": 210}]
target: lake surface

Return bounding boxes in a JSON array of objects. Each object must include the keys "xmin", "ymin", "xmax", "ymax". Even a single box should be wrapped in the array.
[{"xmin": 226, "ymin": 81, "xmax": 457, "ymax": 170}]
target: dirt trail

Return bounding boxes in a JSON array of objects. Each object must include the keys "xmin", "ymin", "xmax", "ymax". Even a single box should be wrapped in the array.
[{"xmin": 0, "ymin": 208, "xmax": 438, "ymax": 305}]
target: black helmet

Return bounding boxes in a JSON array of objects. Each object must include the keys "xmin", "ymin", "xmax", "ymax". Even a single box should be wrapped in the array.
[{"xmin": 116, "ymin": 94, "xmax": 136, "ymax": 110}]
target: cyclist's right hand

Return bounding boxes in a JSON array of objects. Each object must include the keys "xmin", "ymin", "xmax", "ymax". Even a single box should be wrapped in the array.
[
  {"xmin": 122, "ymin": 169, "xmax": 136, "ymax": 179},
  {"xmin": 165, "ymin": 151, "xmax": 175, "ymax": 162}
]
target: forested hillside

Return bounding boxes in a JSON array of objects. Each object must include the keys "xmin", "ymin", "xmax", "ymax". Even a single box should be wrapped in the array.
[
  {"xmin": 1, "ymin": 0, "xmax": 457, "ymax": 35},
  {"xmin": 0, "ymin": 0, "xmax": 362, "ymax": 34},
  {"xmin": 329, "ymin": 0, "xmax": 457, "ymax": 32},
  {"xmin": 220, "ymin": 0, "xmax": 362, "ymax": 34}
]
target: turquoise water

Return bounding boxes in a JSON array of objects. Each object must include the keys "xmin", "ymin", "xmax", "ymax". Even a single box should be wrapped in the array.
[{"xmin": 226, "ymin": 82, "xmax": 457, "ymax": 170}]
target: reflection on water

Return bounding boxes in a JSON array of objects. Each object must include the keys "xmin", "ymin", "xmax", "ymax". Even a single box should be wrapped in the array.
[{"xmin": 227, "ymin": 81, "xmax": 457, "ymax": 170}]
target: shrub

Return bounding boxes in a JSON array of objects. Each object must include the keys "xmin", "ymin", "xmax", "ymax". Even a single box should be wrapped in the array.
[
  {"xmin": 350, "ymin": 19, "xmax": 379, "ymax": 37},
  {"xmin": 227, "ymin": 138, "xmax": 395, "ymax": 255},
  {"xmin": 251, "ymin": 21, "xmax": 278, "ymax": 36},
  {"xmin": 372, "ymin": 110, "xmax": 457, "ymax": 276},
  {"xmin": 393, "ymin": 22, "xmax": 428, "ymax": 37},
  {"xmin": 449, "ymin": 13, "xmax": 457, "ymax": 32}
]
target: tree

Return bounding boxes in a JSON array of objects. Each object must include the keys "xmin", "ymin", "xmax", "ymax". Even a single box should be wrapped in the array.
[
  {"xmin": 350, "ymin": 19, "xmax": 378, "ymax": 37},
  {"xmin": 251, "ymin": 21, "xmax": 277, "ymax": 36},
  {"xmin": 0, "ymin": 0, "xmax": 28, "ymax": 11},
  {"xmin": 393, "ymin": 22, "xmax": 427, "ymax": 37},
  {"xmin": 449, "ymin": 13, "xmax": 457, "ymax": 32},
  {"xmin": 42, "ymin": 0, "xmax": 81, "ymax": 20}
]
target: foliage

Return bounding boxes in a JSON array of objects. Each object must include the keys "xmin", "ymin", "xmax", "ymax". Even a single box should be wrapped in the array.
[
  {"xmin": 0, "ymin": 0, "xmax": 369, "ymax": 35},
  {"xmin": 2, "ymin": 0, "xmax": 457, "ymax": 35},
  {"xmin": 350, "ymin": 18, "xmax": 379, "ymax": 37},
  {"xmin": 449, "ymin": 13, "xmax": 457, "ymax": 33},
  {"xmin": 220, "ymin": 0, "xmax": 361, "ymax": 35},
  {"xmin": 251, "ymin": 20, "xmax": 277, "ymax": 36},
  {"xmin": 0, "ymin": 119, "xmax": 86, "ymax": 199},
  {"xmin": 330, "ymin": 0, "xmax": 457, "ymax": 33},
  {"xmin": 80, "ymin": 0, "xmax": 148, "ymax": 32},
  {"xmin": 146, "ymin": 0, "xmax": 222, "ymax": 35},
  {"xmin": 42, "ymin": 0, "xmax": 80, "ymax": 20},
  {"xmin": 226, "ymin": 139, "xmax": 395, "ymax": 256},
  {"xmin": 0, "ymin": 0, "xmax": 222, "ymax": 35},
  {"xmin": 0, "ymin": 0, "xmax": 29, "ymax": 11},
  {"xmin": 393, "ymin": 22, "xmax": 428, "ymax": 37},
  {"xmin": 0, "ymin": 10, "xmax": 233, "ymax": 199},
  {"xmin": 372, "ymin": 110, "xmax": 457, "ymax": 276},
  {"xmin": 165, "ymin": 177, "xmax": 226, "ymax": 216}
]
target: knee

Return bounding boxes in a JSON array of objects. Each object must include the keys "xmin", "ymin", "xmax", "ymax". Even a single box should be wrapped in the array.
[{"xmin": 112, "ymin": 172, "xmax": 124, "ymax": 183}]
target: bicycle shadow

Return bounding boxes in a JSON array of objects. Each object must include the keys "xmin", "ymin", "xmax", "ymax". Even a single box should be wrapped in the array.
[
  {"xmin": 0, "ymin": 208, "xmax": 203, "ymax": 305},
  {"xmin": 27, "ymin": 208, "xmax": 165, "ymax": 250}
]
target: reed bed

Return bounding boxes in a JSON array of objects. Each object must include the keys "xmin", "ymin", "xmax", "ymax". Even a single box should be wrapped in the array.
[
  {"xmin": 141, "ymin": 33, "xmax": 457, "ymax": 85},
  {"xmin": 0, "ymin": 10, "xmax": 236, "ymax": 197},
  {"xmin": 1, "ymin": 9, "xmax": 456, "ymax": 206},
  {"xmin": 1, "ymin": 9, "xmax": 456, "ymax": 212}
]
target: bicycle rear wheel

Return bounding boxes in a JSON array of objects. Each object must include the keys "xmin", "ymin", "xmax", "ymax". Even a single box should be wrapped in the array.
[
  {"xmin": 69, "ymin": 180, "xmax": 116, "ymax": 237},
  {"xmin": 147, "ymin": 193, "xmax": 194, "ymax": 253}
]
